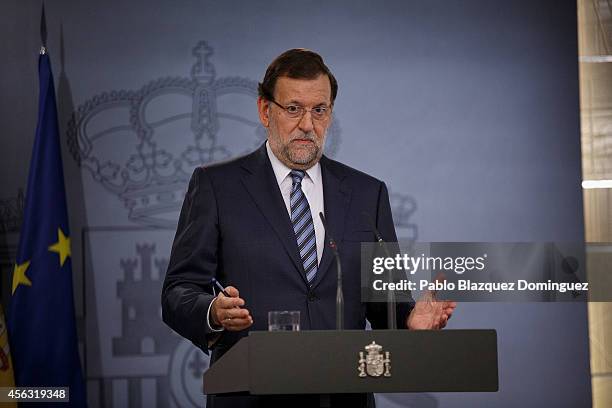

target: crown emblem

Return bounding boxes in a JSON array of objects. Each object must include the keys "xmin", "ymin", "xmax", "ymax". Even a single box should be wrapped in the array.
[
  {"xmin": 66, "ymin": 40, "xmax": 341, "ymax": 227},
  {"xmin": 365, "ymin": 342, "xmax": 383, "ymax": 353},
  {"xmin": 358, "ymin": 341, "xmax": 391, "ymax": 378}
]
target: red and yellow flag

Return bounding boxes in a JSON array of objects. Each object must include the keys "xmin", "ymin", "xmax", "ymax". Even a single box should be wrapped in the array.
[{"xmin": 0, "ymin": 304, "xmax": 16, "ymax": 407}]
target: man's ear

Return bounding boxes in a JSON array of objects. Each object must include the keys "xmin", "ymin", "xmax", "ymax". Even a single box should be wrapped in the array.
[{"xmin": 257, "ymin": 97, "xmax": 270, "ymax": 128}]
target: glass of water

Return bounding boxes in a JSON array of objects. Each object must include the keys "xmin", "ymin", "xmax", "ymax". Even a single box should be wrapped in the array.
[{"xmin": 268, "ymin": 311, "xmax": 300, "ymax": 331}]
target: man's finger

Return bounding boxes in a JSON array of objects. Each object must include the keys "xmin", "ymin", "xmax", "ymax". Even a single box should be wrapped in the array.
[
  {"xmin": 217, "ymin": 295, "xmax": 245, "ymax": 309},
  {"xmin": 211, "ymin": 296, "xmax": 247, "ymax": 325},
  {"xmin": 224, "ymin": 308, "xmax": 251, "ymax": 320},
  {"xmin": 429, "ymin": 272, "xmax": 448, "ymax": 300},
  {"xmin": 223, "ymin": 285, "xmax": 240, "ymax": 298},
  {"xmin": 424, "ymin": 290, "xmax": 437, "ymax": 303},
  {"xmin": 222, "ymin": 317, "xmax": 253, "ymax": 331}
]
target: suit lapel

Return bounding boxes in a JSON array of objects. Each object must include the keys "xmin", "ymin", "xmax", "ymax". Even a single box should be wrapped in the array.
[
  {"xmin": 312, "ymin": 156, "xmax": 352, "ymax": 288},
  {"xmin": 240, "ymin": 145, "xmax": 307, "ymax": 283}
]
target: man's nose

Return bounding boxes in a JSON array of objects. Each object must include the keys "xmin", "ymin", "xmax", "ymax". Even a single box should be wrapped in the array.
[{"xmin": 298, "ymin": 110, "xmax": 314, "ymax": 133}]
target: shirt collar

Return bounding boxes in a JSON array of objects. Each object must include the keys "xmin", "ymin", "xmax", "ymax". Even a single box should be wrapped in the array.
[{"xmin": 265, "ymin": 140, "xmax": 321, "ymax": 186}]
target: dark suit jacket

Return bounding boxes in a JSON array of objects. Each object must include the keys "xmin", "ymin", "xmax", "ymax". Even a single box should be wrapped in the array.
[{"xmin": 162, "ymin": 143, "xmax": 413, "ymax": 406}]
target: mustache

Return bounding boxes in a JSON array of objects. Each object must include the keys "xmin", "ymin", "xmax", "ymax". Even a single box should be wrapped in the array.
[{"xmin": 290, "ymin": 133, "xmax": 317, "ymax": 142}]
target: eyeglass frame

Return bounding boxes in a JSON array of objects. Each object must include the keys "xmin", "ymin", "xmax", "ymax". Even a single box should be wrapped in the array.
[{"xmin": 267, "ymin": 98, "xmax": 333, "ymax": 121}]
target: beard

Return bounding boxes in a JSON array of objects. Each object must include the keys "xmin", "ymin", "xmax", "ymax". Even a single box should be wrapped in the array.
[
  {"xmin": 269, "ymin": 129, "xmax": 325, "ymax": 169},
  {"xmin": 283, "ymin": 133, "xmax": 320, "ymax": 164}
]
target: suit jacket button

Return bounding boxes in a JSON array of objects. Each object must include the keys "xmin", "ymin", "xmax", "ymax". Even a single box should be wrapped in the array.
[{"xmin": 307, "ymin": 291, "xmax": 316, "ymax": 301}]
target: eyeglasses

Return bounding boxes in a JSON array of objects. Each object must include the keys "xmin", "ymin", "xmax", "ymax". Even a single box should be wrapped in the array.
[{"xmin": 269, "ymin": 99, "xmax": 332, "ymax": 121}]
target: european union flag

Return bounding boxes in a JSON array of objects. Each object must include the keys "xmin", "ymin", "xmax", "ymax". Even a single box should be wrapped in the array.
[{"xmin": 7, "ymin": 48, "xmax": 86, "ymax": 406}]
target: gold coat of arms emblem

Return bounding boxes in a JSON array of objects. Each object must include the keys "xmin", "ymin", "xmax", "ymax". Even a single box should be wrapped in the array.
[{"xmin": 358, "ymin": 341, "xmax": 391, "ymax": 378}]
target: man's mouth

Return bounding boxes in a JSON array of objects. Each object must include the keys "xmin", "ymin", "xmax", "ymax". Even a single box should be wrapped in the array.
[{"xmin": 291, "ymin": 138, "xmax": 314, "ymax": 144}]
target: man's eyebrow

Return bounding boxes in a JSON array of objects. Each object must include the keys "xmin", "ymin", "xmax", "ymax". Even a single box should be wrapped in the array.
[{"xmin": 285, "ymin": 99, "xmax": 330, "ymax": 106}]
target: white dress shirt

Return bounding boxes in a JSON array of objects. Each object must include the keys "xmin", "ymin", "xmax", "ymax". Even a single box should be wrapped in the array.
[{"xmin": 265, "ymin": 141, "xmax": 325, "ymax": 265}]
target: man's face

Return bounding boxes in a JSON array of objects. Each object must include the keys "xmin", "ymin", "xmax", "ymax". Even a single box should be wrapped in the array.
[{"xmin": 257, "ymin": 74, "xmax": 332, "ymax": 170}]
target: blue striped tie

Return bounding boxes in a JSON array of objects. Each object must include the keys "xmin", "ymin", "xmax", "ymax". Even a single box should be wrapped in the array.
[{"xmin": 290, "ymin": 170, "xmax": 318, "ymax": 284}]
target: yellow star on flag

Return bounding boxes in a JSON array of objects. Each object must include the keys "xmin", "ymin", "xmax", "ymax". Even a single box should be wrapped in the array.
[
  {"xmin": 12, "ymin": 261, "xmax": 32, "ymax": 294},
  {"xmin": 48, "ymin": 228, "xmax": 71, "ymax": 267}
]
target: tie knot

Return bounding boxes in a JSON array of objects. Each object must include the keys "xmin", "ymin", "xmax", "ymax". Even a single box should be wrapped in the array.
[{"xmin": 290, "ymin": 170, "xmax": 306, "ymax": 184}]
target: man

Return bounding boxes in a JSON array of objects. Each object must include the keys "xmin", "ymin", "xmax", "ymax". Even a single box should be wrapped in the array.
[{"xmin": 162, "ymin": 49, "xmax": 455, "ymax": 407}]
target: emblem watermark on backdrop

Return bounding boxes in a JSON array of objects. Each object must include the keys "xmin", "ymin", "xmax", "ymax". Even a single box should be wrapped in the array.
[
  {"xmin": 389, "ymin": 192, "xmax": 417, "ymax": 241},
  {"xmin": 84, "ymin": 228, "xmax": 208, "ymax": 408},
  {"xmin": 168, "ymin": 339, "xmax": 209, "ymax": 408},
  {"xmin": 0, "ymin": 190, "xmax": 23, "ymax": 235},
  {"xmin": 63, "ymin": 39, "xmax": 418, "ymax": 236},
  {"xmin": 0, "ymin": 190, "xmax": 23, "ymax": 265},
  {"xmin": 66, "ymin": 40, "xmax": 341, "ymax": 228},
  {"xmin": 0, "ymin": 191, "xmax": 24, "ymax": 309}
]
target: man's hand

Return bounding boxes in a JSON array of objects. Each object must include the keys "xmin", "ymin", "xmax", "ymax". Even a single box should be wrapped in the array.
[
  {"xmin": 210, "ymin": 286, "xmax": 253, "ymax": 331},
  {"xmin": 406, "ymin": 290, "xmax": 456, "ymax": 330}
]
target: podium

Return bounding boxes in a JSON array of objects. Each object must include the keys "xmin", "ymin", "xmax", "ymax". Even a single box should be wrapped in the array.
[{"xmin": 203, "ymin": 330, "xmax": 498, "ymax": 395}]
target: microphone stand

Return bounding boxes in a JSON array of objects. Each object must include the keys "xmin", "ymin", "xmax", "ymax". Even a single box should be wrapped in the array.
[
  {"xmin": 319, "ymin": 213, "xmax": 343, "ymax": 330},
  {"xmin": 364, "ymin": 213, "xmax": 397, "ymax": 330}
]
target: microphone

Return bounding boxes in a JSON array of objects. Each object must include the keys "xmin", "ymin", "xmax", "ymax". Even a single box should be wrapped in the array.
[
  {"xmin": 319, "ymin": 212, "xmax": 344, "ymax": 330},
  {"xmin": 363, "ymin": 212, "xmax": 397, "ymax": 330}
]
